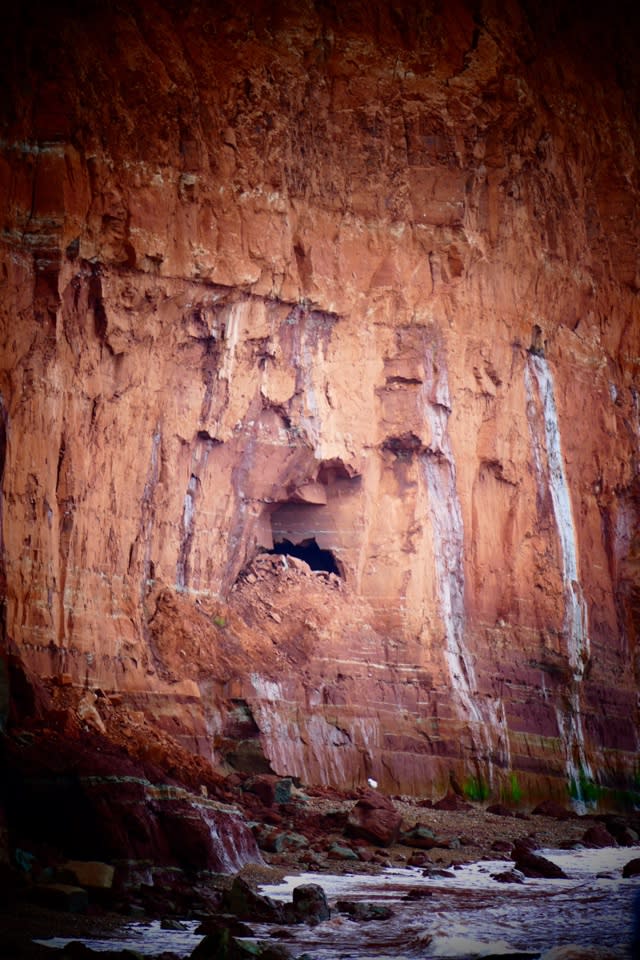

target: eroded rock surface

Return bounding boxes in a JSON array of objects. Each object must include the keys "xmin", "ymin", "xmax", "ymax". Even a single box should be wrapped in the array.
[{"xmin": 1, "ymin": 0, "xmax": 639, "ymax": 808}]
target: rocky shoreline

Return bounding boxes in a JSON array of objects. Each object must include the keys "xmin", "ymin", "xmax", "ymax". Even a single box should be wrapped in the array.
[
  {"xmin": 2, "ymin": 782, "xmax": 639, "ymax": 960},
  {"xmin": 3, "ymin": 657, "xmax": 639, "ymax": 959}
]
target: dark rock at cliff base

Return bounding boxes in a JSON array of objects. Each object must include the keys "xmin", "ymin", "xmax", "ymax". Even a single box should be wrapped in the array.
[
  {"xmin": 335, "ymin": 899, "xmax": 395, "ymax": 921},
  {"xmin": 514, "ymin": 849, "xmax": 568, "ymax": 879},
  {"xmin": 623, "ymin": 858, "xmax": 640, "ymax": 878},
  {"xmin": 243, "ymin": 776, "xmax": 293, "ymax": 808},
  {"xmin": 592, "ymin": 815, "xmax": 639, "ymax": 846},
  {"xmin": 346, "ymin": 790, "xmax": 402, "ymax": 847},
  {"xmin": 191, "ymin": 927, "xmax": 292, "ymax": 960},
  {"xmin": 191, "ymin": 933, "xmax": 233, "ymax": 960},
  {"xmin": 513, "ymin": 836, "xmax": 539, "ymax": 855},
  {"xmin": 290, "ymin": 883, "xmax": 331, "ymax": 924},
  {"xmin": 422, "ymin": 866, "xmax": 456, "ymax": 878},
  {"xmin": 399, "ymin": 825, "xmax": 439, "ymax": 849},
  {"xmin": 252, "ymin": 825, "xmax": 308, "ymax": 854},
  {"xmin": 615, "ymin": 826, "xmax": 640, "ymax": 846},
  {"xmin": 59, "ymin": 944, "xmax": 147, "ymax": 960},
  {"xmin": 256, "ymin": 948, "xmax": 292, "ymax": 960},
  {"xmin": 492, "ymin": 839, "xmax": 514, "ymax": 853},
  {"xmin": 486, "ymin": 803, "xmax": 517, "ymax": 818},
  {"xmin": 29, "ymin": 883, "xmax": 89, "ymax": 913},
  {"xmin": 196, "ymin": 916, "xmax": 255, "ymax": 937},
  {"xmin": 491, "ymin": 869, "xmax": 526, "ymax": 884},
  {"xmin": 221, "ymin": 877, "xmax": 284, "ymax": 924},
  {"xmin": 404, "ymin": 888, "xmax": 434, "ymax": 900},
  {"xmin": 432, "ymin": 792, "xmax": 472, "ymax": 812},
  {"xmin": 481, "ymin": 954, "xmax": 539, "ymax": 960},
  {"xmin": 4, "ymin": 706, "xmax": 260, "ymax": 884},
  {"xmin": 531, "ymin": 801, "xmax": 576, "ymax": 820},
  {"xmin": 327, "ymin": 842, "xmax": 359, "ymax": 861},
  {"xmin": 581, "ymin": 824, "xmax": 618, "ymax": 848},
  {"xmin": 407, "ymin": 851, "xmax": 431, "ymax": 867}
]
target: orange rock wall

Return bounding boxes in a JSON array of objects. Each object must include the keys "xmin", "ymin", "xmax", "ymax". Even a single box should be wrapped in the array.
[{"xmin": 1, "ymin": 0, "xmax": 639, "ymax": 802}]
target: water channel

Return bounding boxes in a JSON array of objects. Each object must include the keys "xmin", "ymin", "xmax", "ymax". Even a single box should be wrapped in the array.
[{"xmin": 37, "ymin": 846, "xmax": 638, "ymax": 958}]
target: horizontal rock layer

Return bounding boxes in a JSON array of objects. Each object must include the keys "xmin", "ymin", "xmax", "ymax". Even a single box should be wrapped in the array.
[{"xmin": 1, "ymin": 0, "xmax": 639, "ymax": 804}]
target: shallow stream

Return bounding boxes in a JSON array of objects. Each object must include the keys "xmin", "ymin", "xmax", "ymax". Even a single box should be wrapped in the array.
[{"xmin": 37, "ymin": 847, "xmax": 639, "ymax": 958}]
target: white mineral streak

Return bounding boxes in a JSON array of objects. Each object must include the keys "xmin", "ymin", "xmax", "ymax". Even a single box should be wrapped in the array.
[
  {"xmin": 175, "ymin": 473, "xmax": 198, "ymax": 590},
  {"xmin": 247, "ymin": 675, "xmax": 307, "ymax": 776},
  {"xmin": 525, "ymin": 355, "xmax": 590, "ymax": 678},
  {"xmin": 295, "ymin": 310, "xmax": 324, "ymax": 452},
  {"xmin": 524, "ymin": 354, "xmax": 593, "ymax": 798},
  {"xmin": 555, "ymin": 688, "xmax": 592, "ymax": 809},
  {"xmin": 421, "ymin": 349, "xmax": 510, "ymax": 781},
  {"xmin": 249, "ymin": 674, "xmax": 379, "ymax": 787},
  {"xmin": 218, "ymin": 300, "xmax": 244, "ymax": 383},
  {"xmin": 196, "ymin": 805, "xmax": 260, "ymax": 872}
]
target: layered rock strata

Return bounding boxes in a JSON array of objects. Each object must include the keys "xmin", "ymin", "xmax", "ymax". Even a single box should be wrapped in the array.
[{"xmin": 1, "ymin": 0, "xmax": 639, "ymax": 805}]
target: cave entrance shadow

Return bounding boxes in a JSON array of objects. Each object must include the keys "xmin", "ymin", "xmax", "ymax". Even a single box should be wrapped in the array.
[{"xmin": 267, "ymin": 537, "xmax": 342, "ymax": 575}]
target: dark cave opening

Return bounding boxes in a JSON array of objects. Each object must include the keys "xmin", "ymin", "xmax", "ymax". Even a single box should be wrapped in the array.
[{"xmin": 267, "ymin": 537, "xmax": 342, "ymax": 575}]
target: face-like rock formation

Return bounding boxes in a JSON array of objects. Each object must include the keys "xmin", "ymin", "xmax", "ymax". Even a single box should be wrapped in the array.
[{"xmin": 1, "ymin": 0, "xmax": 639, "ymax": 807}]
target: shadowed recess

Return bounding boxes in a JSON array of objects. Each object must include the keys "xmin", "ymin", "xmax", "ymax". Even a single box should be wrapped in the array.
[{"xmin": 267, "ymin": 537, "xmax": 341, "ymax": 575}]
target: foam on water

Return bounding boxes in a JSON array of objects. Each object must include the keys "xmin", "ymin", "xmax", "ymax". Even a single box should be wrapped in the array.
[
  {"xmin": 258, "ymin": 846, "xmax": 638, "ymax": 958},
  {"xmin": 287, "ymin": 847, "xmax": 631, "ymax": 895},
  {"xmin": 35, "ymin": 920, "xmax": 203, "ymax": 956},
  {"xmin": 35, "ymin": 848, "xmax": 639, "ymax": 959},
  {"xmin": 541, "ymin": 845, "xmax": 639, "ymax": 876},
  {"xmin": 429, "ymin": 934, "xmax": 523, "ymax": 957}
]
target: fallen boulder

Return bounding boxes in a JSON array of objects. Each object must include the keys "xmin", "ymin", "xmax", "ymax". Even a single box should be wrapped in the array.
[
  {"xmin": 432, "ymin": 791, "xmax": 472, "ymax": 812},
  {"xmin": 486, "ymin": 803, "xmax": 516, "ymax": 818},
  {"xmin": 407, "ymin": 850, "xmax": 430, "ymax": 867},
  {"xmin": 60, "ymin": 944, "xmax": 152, "ymax": 959},
  {"xmin": 513, "ymin": 836, "xmax": 539, "ymax": 855},
  {"xmin": 346, "ymin": 790, "xmax": 402, "ymax": 847},
  {"xmin": 291, "ymin": 883, "xmax": 331, "ymax": 924},
  {"xmin": 422, "ymin": 866, "xmax": 455, "ymax": 878},
  {"xmin": 399, "ymin": 825, "xmax": 439, "ymax": 849},
  {"xmin": 491, "ymin": 869, "xmax": 526, "ymax": 884},
  {"xmin": 62, "ymin": 860, "xmax": 115, "ymax": 890},
  {"xmin": 252, "ymin": 824, "xmax": 308, "ymax": 854},
  {"xmin": 243, "ymin": 776, "xmax": 293, "ymax": 808},
  {"xmin": 161, "ymin": 918, "xmax": 188, "ymax": 930},
  {"xmin": 623, "ymin": 857, "xmax": 640, "ymax": 878},
  {"xmin": 191, "ymin": 927, "xmax": 292, "ymax": 960},
  {"xmin": 513, "ymin": 848, "xmax": 568, "ymax": 879},
  {"xmin": 616, "ymin": 826, "xmax": 640, "ymax": 846},
  {"xmin": 491, "ymin": 839, "xmax": 514, "ymax": 853},
  {"xmin": 328, "ymin": 842, "xmax": 359, "ymax": 861},
  {"xmin": 540, "ymin": 946, "xmax": 622, "ymax": 960},
  {"xmin": 335, "ymin": 899, "xmax": 394, "ymax": 921},
  {"xmin": 196, "ymin": 916, "xmax": 255, "ymax": 937},
  {"xmin": 531, "ymin": 801, "xmax": 575, "ymax": 820},
  {"xmin": 596, "ymin": 814, "xmax": 640, "ymax": 846},
  {"xmin": 404, "ymin": 888, "xmax": 433, "ymax": 900},
  {"xmin": 29, "ymin": 883, "xmax": 89, "ymax": 913},
  {"xmin": 221, "ymin": 876, "xmax": 284, "ymax": 923},
  {"xmin": 581, "ymin": 824, "xmax": 617, "ymax": 848}
]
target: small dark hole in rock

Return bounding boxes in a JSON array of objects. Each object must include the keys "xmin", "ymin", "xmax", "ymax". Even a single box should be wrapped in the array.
[{"xmin": 267, "ymin": 537, "xmax": 341, "ymax": 575}]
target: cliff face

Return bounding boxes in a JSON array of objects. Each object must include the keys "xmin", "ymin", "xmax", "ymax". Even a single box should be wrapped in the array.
[{"xmin": 1, "ymin": 0, "xmax": 639, "ymax": 804}]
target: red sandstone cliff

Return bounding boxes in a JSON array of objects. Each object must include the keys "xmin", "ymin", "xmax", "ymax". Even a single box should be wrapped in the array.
[{"xmin": 1, "ymin": 0, "xmax": 639, "ymax": 806}]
